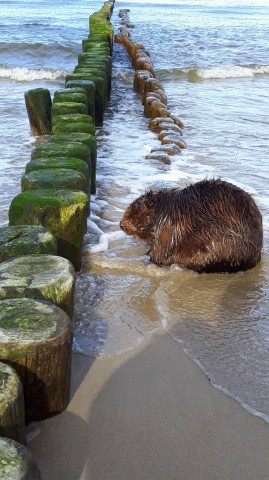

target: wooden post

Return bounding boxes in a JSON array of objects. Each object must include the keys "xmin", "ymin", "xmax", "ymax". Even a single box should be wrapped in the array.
[
  {"xmin": 0, "ymin": 255, "xmax": 75, "ymax": 317},
  {"xmin": 0, "ymin": 225, "xmax": 57, "ymax": 263},
  {"xmin": 0, "ymin": 362, "xmax": 25, "ymax": 444},
  {"xmin": 24, "ymin": 88, "xmax": 52, "ymax": 135},
  {"xmin": 0, "ymin": 437, "xmax": 41, "ymax": 479},
  {"xmin": 0, "ymin": 298, "xmax": 73, "ymax": 423},
  {"xmin": 9, "ymin": 191, "xmax": 88, "ymax": 271}
]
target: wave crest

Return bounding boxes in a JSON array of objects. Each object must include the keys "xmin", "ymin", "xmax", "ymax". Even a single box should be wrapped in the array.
[
  {"xmin": 0, "ymin": 65, "xmax": 67, "ymax": 82},
  {"xmin": 195, "ymin": 64, "xmax": 269, "ymax": 79},
  {"xmin": 156, "ymin": 64, "xmax": 269, "ymax": 81}
]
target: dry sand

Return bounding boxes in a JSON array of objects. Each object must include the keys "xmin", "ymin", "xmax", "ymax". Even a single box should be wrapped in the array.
[{"xmin": 28, "ymin": 331, "xmax": 269, "ymax": 480}]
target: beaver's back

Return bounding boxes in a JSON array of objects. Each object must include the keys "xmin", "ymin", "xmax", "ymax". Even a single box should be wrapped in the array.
[{"xmin": 151, "ymin": 179, "xmax": 263, "ymax": 273}]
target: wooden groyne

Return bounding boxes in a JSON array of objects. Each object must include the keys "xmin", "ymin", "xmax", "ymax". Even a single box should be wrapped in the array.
[
  {"xmin": 115, "ymin": 9, "xmax": 186, "ymax": 165},
  {"xmin": 0, "ymin": 1, "xmax": 115, "ymax": 476}
]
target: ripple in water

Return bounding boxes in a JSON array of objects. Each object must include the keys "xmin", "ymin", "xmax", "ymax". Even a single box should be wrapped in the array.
[
  {"xmin": 156, "ymin": 254, "xmax": 269, "ymax": 421},
  {"xmin": 73, "ymin": 269, "xmax": 160, "ymax": 357}
]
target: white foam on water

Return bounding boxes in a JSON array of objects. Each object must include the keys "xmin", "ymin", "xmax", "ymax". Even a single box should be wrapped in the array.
[
  {"xmin": 0, "ymin": 65, "xmax": 67, "ymax": 81},
  {"xmin": 88, "ymin": 230, "xmax": 126, "ymax": 253},
  {"xmin": 196, "ymin": 65, "xmax": 269, "ymax": 79}
]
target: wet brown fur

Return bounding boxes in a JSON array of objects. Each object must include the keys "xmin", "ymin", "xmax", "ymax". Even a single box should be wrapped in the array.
[{"xmin": 120, "ymin": 179, "xmax": 263, "ymax": 273}]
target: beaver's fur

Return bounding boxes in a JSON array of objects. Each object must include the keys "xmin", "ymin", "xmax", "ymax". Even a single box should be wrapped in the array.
[{"xmin": 120, "ymin": 179, "xmax": 263, "ymax": 273}]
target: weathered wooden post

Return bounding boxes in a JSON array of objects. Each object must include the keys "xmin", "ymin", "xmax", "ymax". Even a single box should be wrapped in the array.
[
  {"xmin": 0, "ymin": 225, "xmax": 57, "ymax": 263},
  {"xmin": 9, "ymin": 191, "xmax": 88, "ymax": 271},
  {"xmin": 0, "ymin": 255, "xmax": 75, "ymax": 317},
  {"xmin": 0, "ymin": 298, "xmax": 73, "ymax": 423},
  {"xmin": 24, "ymin": 87, "xmax": 52, "ymax": 135},
  {"xmin": 0, "ymin": 362, "xmax": 25, "ymax": 444},
  {"xmin": 0, "ymin": 437, "xmax": 41, "ymax": 479}
]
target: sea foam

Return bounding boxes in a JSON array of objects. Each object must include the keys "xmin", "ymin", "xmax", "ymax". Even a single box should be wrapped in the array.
[
  {"xmin": 0, "ymin": 65, "xmax": 67, "ymax": 82},
  {"xmin": 196, "ymin": 64, "xmax": 269, "ymax": 79}
]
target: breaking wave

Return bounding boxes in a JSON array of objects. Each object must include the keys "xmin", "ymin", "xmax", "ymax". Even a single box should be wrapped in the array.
[
  {"xmin": 156, "ymin": 64, "xmax": 269, "ymax": 81},
  {"xmin": 0, "ymin": 65, "xmax": 67, "ymax": 82}
]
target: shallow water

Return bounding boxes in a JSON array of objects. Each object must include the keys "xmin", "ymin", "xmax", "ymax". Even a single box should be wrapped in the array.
[{"xmin": 1, "ymin": 0, "xmax": 269, "ymax": 421}]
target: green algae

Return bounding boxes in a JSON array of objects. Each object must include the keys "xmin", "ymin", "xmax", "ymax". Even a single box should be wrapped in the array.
[
  {"xmin": 49, "ymin": 132, "xmax": 96, "ymax": 146},
  {"xmin": 52, "ymin": 113, "xmax": 93, "ymax": 126},
  {"xmin": 25, "ymin": 156, "xmax": 89, "ymax": 178},
  {"xmin": 64, "ymin": 80, "xmax": 96, "ymax": 121},
  {"xmin": 31, "ymin": 142, "xmax": 91, "ymax": 166},
  {"xmin": 51, "ymin": 122, "xmax": 96, "ymax": 135},
  {"xmin": 21, "ymin": 168, "xmax": 88, "ymax": 194},
  {"xmin": 0, "ymin": 256, "xmax": 75, "ymax": 315},
  {"xmin": 9, "ymin": 193, "xmax": 88, "ymax": 270},
  {"xmin": 0, "ymin": 437, "xmax": 41, "ymax": 478},
  {"xmin": 0, "ymin": 298, "xmax": 71, "ymax": 343},
  {"xmin": 24, "ymin": 88, "xmax": 52, "ymax": 135},
  {"xmin": 65, "ymin": 74, "xmax": 105, "ymax": 125},
  {"xmin": 0, "ymin": 225, "xmax": 57, "ymax": 263},
  {"xmin": 51, "ymin": 101, "xmax": 87, "ymax": 116},
  {"xmin": 53, "ymin": 92, "xmax": 87, "ymax": 105},
  {"xmin": 0, "ymin": 362, "xmax": 25, "ymax": 446}
]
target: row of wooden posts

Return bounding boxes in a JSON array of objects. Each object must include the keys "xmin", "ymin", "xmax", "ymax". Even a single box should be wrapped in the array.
[
  {"xmin": 0, "ymin": 1, "xmax": 115, "ymax": 477},
  {"xmin": 115, "ymin": 9, "xmax": 186, "ymax": 165}
]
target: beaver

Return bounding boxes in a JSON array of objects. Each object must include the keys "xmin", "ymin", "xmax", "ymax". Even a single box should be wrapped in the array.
[{"xmin": 120, "ymin": 179, "xmax": 263, "ymax": 273}]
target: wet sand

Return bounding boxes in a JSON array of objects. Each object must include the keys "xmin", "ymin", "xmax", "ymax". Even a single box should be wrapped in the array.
[{"xmin": 28, "ymin": 331, "xmax": 269, "ymax": 480}]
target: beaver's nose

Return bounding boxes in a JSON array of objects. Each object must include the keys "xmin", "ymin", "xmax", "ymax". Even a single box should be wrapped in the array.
[{"xmin": 119, "ymin": 220, "xmax": 123, "ymax": 230}]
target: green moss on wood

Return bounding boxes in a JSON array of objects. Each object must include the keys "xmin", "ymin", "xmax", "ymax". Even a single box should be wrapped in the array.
[
  {"xmin": 0, "ymin": 362, "xmax": 25, "ymax": 445},
  {"xmin": 24, "ymin": 88, "xmax": 52, "ymax": 135},
  {"xmin": 65, "ymin": 74, "xmax": 105, "ymax": 125},
  {"xmin": 25, "ymin": 156, "xmax": 89, "ymax": 177},
  {"xmin": 51, "ymin": 122, "xmax": 96, "ymax": 135},
  {"xmin": 0, "ymin": 297, "xmax": 73, "ymax": 423},
  {"xmin": 21, "ymin": 168, "xmax": 88, "ymax": 194},
  {"xmin": 0, "ymin": 298, "xmax": 71, "ymax": 345},
  {"xmin": 64, "ymin": 80, "xmax": 96, "ymax": 121},
  {"xmin": 31, "ymin": 142, "xmax": 91, "ymax": 168},
  {"xmin": 0, "ymin": 225, "xmax": 57, "ymax": 263},
  {"xmin": 0, "ymin": 255, "xmax": 75, "ymax": 316},
  {"xmin": 9, "ymin": 191, "xmax": 88, "ymax": 271},
  {"xmin": 53, "ymin": 92, "xmax": 87, "ymax": 105},
  {"xmin": 25, "ymin": 158, "xmax": 90, "ymax": 192},
  {"xmin": 52, "ymin": 113, "xmax": 93, "ymax": 126},
  {"xmin": 51, "ymin": 102, "xmax": 87, "ymax": 116},
  {"xmin": 0, "ymin": 437, "xmax": 41, "ymax": 479},
  {"xmin": 48, "ymin": 134, "xmax": 96, "ymax": 194}
]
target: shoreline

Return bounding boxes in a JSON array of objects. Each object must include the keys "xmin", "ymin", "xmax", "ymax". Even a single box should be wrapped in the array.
[{"xmin": 28, "ymin": 330, "xmax": 269, "ymax": 480}]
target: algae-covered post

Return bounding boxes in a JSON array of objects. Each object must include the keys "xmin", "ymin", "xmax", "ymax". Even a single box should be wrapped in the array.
[
  {"xmin": 21, "ymin": 168, "xmax": 89, "ymax": 195},
  {"xmin": 64, "ymin": 80, "xmax": 96, "ymax": 122},
  {"xmin": 9, "ymin": 190, "xmax": 88, "ymax": 271},
  {"xmin": 0, "ymin": 255, "xmax": 75, "ymax": 317},
  {"xmin": 24, "ymin": 87, "xmax": 52, "ymax": 135},
  {"xmin": 25, "ymin": 156, "xmax": 91, "ymax": 196},
  {"xmin": 0, "ymin": 225, "xmax": 57, "ymax": 263},
  {"xmin": 48, "ymin": 132, "xmax": 97, "ymax": 195},
  {"xmin": 0, "ymin": 298, "xmax": 73, "ymax": 423},
  {"xmin": 0, "ymin": 362, "xmax": 25, "ymax": 445},
  {"xmin": 0, "ymin": 436, "xmax": 41, "ymax": 479}
]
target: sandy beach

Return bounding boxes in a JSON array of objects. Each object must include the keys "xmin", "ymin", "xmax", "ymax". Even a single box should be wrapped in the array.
[{"xmin": 28, "ymin": 330, "xmax": 269, "ymax": 480}]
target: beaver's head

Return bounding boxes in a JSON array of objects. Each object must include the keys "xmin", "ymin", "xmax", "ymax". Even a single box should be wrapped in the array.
[{"xmin": 120, "ymin": 190, "xmax": 158, "ymax": 243}]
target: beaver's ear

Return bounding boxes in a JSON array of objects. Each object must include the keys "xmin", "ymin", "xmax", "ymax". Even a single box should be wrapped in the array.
[{"xmin": 145, "ymin": 190, "xmax": 156, "ymax": 208}]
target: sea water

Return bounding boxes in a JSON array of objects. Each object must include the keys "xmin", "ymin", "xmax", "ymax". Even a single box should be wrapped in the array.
[{"xmin": 1, "ymin": 0, "xmax": 269, "ymax": 421}]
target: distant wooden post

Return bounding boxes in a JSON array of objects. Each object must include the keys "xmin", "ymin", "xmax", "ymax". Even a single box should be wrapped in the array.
[{"xmin": 24, "ymin": 87, "xmax": 52, "ymax": 135}]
